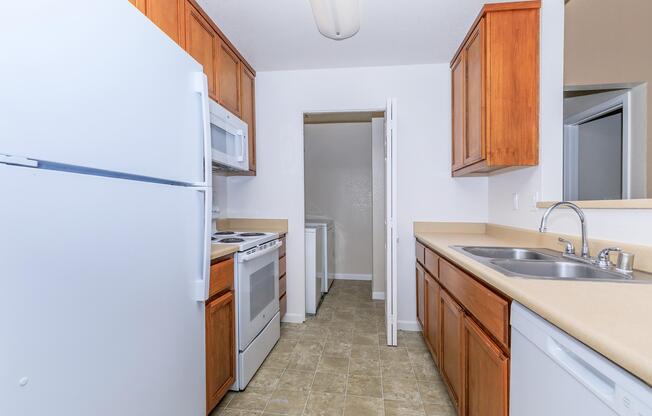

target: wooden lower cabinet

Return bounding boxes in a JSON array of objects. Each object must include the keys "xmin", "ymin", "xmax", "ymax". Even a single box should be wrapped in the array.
[
  {"xmin": 279, "ymin": 234, "xmax": 287, "ymax": 320},
  {"xmin": 205, "ymin": 289, "xmax": 235, "ymax": 413},
  {"xmin": 440, "ymin": 290, "xmax": 465, "ymax": 413},
  {"xmin": 463, "ymin": 316, "xmax": 509, "ymax": 416},
  {"xmin": 416, "ymin": 263, "xmax": 426, "ymax": 328},
  {"xmin": 416, "ymin": 239, "xmax": 511, "ymax": 416},
  {"xmin": 424, "ymin": 273, "xmax": 440, "ymax": 365}
]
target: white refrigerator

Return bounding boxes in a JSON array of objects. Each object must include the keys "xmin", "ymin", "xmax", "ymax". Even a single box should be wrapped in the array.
[{"xmin": 1, "ymin": 2, "xmax": 212, "ymax": 415}]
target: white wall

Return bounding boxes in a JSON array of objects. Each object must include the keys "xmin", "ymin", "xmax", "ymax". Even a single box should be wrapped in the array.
[
  {"xmin": 226, "ymin": 64, "xmax": 488, "ymax": 325},
  {"xmin": 371, "ymin": 118, "xmax": 386, "ymax": 297},
  {"xmin": 304, "ymin": 122, "xmax": 373, "ymax": 277},
  {"xmin": 488, "ymin": 0, "xmax": 652, "ymax": 247},
  {"xmin": 211, "ymin": 175, "xmax": 229, "ymax": 232}
]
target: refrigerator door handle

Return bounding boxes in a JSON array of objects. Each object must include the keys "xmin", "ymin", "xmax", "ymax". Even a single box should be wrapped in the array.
[
  {"xmin": 194, "ymin": 72, "xmax": 212, "ymax": 186},
  {"xmin": 194, "ymin": 187, "xmax": 212, "ymax": 301}
]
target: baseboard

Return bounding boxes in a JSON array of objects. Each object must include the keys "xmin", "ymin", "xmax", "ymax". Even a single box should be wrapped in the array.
[
  {"xmin": 281, "ymin": 313, "xmax": 305, "ymax": 324},
  {"xmin": 372, "ymin": 291, "xmax": 385, "ymax": 300},
  {"xmin": 397, "ymin": 320, "xmax": 421, "ymax": 331},
  {"xmin": 334, "ymin": 273, "xmax": 372, "ymax": 281}
]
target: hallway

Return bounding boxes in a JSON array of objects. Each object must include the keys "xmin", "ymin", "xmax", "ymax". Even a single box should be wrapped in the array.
[{"xmin": 213, "ymin": 280, "xmax": 454, "ymax": 416}]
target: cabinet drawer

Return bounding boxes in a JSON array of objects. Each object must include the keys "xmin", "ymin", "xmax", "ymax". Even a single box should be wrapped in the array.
[
  {"xmin": 416, "ymin": 241, "xmax": 425, "ymax": 265},
  {"xmin": 280, "ymin": 293, "xmax": 287, "ymax": 319},
  {"xmin": 209, "ymin": 257, "xmax": 234, "ymax": 298},
  {"xmin": 279, "ymin": 237, "xmax": 286, "ymax": 259},
  {"xmin": 279, "ymin": 255, "xmax": 286, "ymax": 278},
  {"xmin": 279, "ymin": 275, "xmax": 287, "ymax": 297},
  {"xmin": 425, "ymin": 248, "xmax": 439, "ymax": 279},
  {"xmin": 439, "ymin": 259, "xmax": 509, "ymax": 349}
]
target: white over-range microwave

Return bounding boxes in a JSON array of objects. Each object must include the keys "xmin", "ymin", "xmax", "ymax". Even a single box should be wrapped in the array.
[{"xmin": 209, "ymin": 99, "xmax": 249, "ymax": 172}]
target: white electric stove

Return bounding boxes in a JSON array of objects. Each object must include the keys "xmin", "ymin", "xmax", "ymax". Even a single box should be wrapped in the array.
[{"xmin": 211, "ymin": 230, "xmax": 281, "ymax": 390}]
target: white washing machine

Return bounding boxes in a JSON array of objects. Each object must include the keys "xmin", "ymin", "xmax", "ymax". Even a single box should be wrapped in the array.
[
  {"xmin": 305, "ymin": 219, "xmax": 334, "ymax": 293},
  {"xmin": 304, "ymin": 225, "xmax": 322, "ymax": 314}
]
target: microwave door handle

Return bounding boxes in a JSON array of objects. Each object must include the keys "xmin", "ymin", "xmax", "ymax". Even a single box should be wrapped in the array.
[{"xmin": 238, "ymin": 131, "xmax": 245, "ymax": 162}]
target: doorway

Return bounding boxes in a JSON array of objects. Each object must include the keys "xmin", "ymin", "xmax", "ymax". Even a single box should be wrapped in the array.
[{"xmin": 302, "ymin": 102, "xmax": 398, "ymax": 346}]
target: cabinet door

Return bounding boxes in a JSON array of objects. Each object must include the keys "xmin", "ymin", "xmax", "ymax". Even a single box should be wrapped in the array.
[
  {"xmin": 451, "ymin": 52, "xmax": 465, "ymax": 171},
  {"xmin": 217, "ymin": 41, "xmax": 242, "ymax": 116},
  {"xmin": 464, "ymin": 18, "xmax": 485, "ymax": 166},
  {"xmin": 416, "ymin": 264, "xmax": 425, "ymax": 329},
  {"xmin": 424, "ymin": 273, "xmax": 440, "ymax": 366},
  {"xmin": 185, "ymin": 2, "xmax": 217, "ymax": 98},
  {"xmin": 441, "ymin": 290, "xmax": 464, "ymax": 413},
  {"xmin": 206, "ymin": 291, "xmax": 236, "ymax": 413},
  {"xmin": 131, "ymin": 0, "xmax": 185, "ymax": 46},
  {"xmin": 464, "ymin": 316, "xmax": 508, "ymax": 416},
  {"xmin": 240, "ymin": 65, "xmax": 256, "ymax": 173}
]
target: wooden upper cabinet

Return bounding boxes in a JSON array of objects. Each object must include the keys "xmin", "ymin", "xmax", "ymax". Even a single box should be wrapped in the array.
[
  {"xmin": 463, "ymin": 19, "xmax": 485, "ymax": 166},
  {"xmin": 185, "ymin": 2, "xmax": 218, "ymax": 98},
  {"xmin": 451, "ymin": 53, "xmax": 466, "ymax": 172},
  {"xmin": 450, "ymin": 1, "xmax": 540, "ymax": 176},
  {"xmin": 424, "ymin": 274, "xmax": 441, "ymax": 366},
  {"xmin": 206, "ymin": 290, "xmax": 236, "ymax": 413},
  {"xmin": 217, "ymin": 41, "xmax": 242, "ymax": 116},
  {"xmin": 441, "ymin": 290, "xmax": 464, "ymax": 414},
  {"xmin": 130, "ymin": 0, "xmax": 186, "ymax": 46},
  {"xmin": 240, "ymin": 65, "xmax": 256, "ymax": 173},
  {"xmin": 416, "ymin": 263, "xmax": 426, "ymax": 328},
  {"xmin": 464, "ymin": 315, "xmax": 509, "ymax": 416}
]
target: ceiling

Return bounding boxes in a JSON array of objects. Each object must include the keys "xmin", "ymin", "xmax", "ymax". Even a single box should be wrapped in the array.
[{"xmin": 196, "ymin": 0, "xmax": 511, "ymax": 72}]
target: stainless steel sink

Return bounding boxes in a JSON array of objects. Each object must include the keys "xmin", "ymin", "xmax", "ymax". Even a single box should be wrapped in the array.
[
  {"xmin": 461, "ymin": 246, "xmax": 556, "ymax": 260},
  {"xmin": 490, "ymin": 259, "xmax": 631, "ymax": 281},
  {"xmin": 452, "ymin": 245, "xmax": 652, "ymax": 283}
]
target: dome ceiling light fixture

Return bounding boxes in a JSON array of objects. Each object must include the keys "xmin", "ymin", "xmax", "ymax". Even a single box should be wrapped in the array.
[{"xmin": 309, "ymin": 0, "xmax": 360, "ymax": 41}]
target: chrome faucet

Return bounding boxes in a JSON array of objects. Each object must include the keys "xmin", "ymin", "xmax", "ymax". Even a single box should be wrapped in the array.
[{"xmin": 539, "ymin": 201, "xmax": 590, "ymax": 259}]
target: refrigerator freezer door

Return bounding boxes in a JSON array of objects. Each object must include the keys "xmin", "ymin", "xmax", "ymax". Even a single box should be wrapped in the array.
[
  {"xmin": 0, "ymin": 1, "xmax": 209, "ymax": 185},
  {"xmin": 0, "ymin": 165, "xmax": 208, "ymax": 416}
]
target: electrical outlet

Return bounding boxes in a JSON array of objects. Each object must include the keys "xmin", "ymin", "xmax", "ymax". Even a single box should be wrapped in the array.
[{"xmin": 512, "ymin": 193, "xmax": 519, "ymax": 210}]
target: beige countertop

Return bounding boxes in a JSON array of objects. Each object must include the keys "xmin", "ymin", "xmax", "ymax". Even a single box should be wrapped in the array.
[
  {"xmin": 211, "ymin": 244, "xmax": 238, "ymax": 260},
  {"xmin": 414, "ymin": 223, "xmax": 652, "ymax": 386}
]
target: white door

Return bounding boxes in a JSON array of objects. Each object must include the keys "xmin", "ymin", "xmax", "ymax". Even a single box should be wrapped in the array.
[
  {"xmin": 0, "ymin": 164, "xmax": 208, "ymax": 415},
  {"xmin": 0, "ymin": 1, "xmax": 210, "ymax": 185},
  {"xmin": 385, "ymin": 98, "xmax": 398, "ymax": 346}
]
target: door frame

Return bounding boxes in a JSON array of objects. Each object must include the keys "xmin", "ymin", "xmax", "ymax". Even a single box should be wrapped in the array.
[
  {"xmin": 563, "ymin": 91, "xmax": 631, "ymax": 200},
  {"xmin": 385, "ymin": 98, "xmax": 398, "ymax": 346}
]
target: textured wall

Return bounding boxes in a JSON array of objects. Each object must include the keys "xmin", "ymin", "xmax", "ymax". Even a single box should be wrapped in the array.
[{"xmin": 304, "ymin": 122, "xmax": 373, "ymax": 276}]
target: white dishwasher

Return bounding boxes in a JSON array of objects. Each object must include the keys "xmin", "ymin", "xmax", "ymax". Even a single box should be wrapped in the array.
[{"xmin": 511, "ymin": 302, "xmax": 652, "ymax": 416}]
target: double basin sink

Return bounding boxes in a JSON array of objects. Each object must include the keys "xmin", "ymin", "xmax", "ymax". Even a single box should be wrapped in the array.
[{"xmin": 454, "ymin": 246, "xmax": 652, "ymax": 283}]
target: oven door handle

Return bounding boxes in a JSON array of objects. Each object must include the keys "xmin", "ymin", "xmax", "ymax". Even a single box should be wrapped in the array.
[{"xmin": 238, "ymin": 240, "xmax": 282, "ymax": 263}]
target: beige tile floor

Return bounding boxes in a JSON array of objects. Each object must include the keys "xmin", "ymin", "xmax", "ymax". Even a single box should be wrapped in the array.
[{"xmin": 212, "ymin": 280, "xmax": 455, "ymax": 416}]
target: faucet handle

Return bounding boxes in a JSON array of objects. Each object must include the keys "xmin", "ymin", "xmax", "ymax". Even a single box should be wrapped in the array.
[
  {"xmin": 597, "ymin": 247, "xmax": 622, "ymax": 268},
  {"xmin": 557, "ymin": 237, "xmax": 575, "ymax": 255}
]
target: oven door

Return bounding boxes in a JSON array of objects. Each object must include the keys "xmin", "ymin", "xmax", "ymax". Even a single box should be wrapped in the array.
[{"xmin": 236, "ymin": 242, "xmax": 280, "ymax": 350}]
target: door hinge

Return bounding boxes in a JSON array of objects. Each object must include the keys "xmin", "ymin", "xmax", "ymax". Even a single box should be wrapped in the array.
[{"xmin": 0, "ymin": 154, "xmax": 38, "ymax": 168}]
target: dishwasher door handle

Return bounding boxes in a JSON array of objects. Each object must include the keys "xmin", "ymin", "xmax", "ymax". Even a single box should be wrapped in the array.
[{"xmin": 546, "ymin": 337, "xmax": 616, "ymax": 404}]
